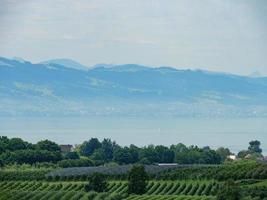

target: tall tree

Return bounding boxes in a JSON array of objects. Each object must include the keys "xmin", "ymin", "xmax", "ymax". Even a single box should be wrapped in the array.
[
  {"xmin": 128, "ymin": 165, "xmax": 149, "ymax": 195},
  {"xmin": 155, "ymin": 145, "xmax": 174, "ymax": 163},
  {"xmin": 129, "ymin": 144, "xmax": 140, "ymax": 163},
  {"xmin": 140, "ymin": 145, "xmax": 159, "ymax": 164},
  {"xmin": 248, "ymin": 140, "xmax": 262, "ymax": 154},
  {"xmin": 79, "ymin": 138, "xmax": 102, "ymax": 157},
  {"xmin": 170, "ymin": 143, "xmax": 188, "ymax": 153},
  {"xmin": 101, "ymin": 138, "xmax": 115, "ymax": 161}
]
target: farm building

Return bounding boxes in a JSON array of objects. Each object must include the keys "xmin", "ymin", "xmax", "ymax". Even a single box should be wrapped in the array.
[{"xmin": 60, "ymin": 144, "xmax": 73, "ymax": 153}]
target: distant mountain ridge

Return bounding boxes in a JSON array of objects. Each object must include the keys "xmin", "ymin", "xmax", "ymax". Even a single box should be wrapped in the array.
[
  {"xmin": 1, "ymin": 56, "xmax": 267, "ymax": 117},
  {"xmin": 40, "ymin": 58, "xmax": 89, "ymax": 71}
]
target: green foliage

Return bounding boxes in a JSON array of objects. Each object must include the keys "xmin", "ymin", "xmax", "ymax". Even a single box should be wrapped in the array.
[
  {"xmin": 93, "ymin": 192, "xmax": 109, "ymax": 200},
  {"xmin": 238, "ymin": 140, "xmax": 263, "ymax": 159},
  {"xmin": 36, "ymin": 140, "xmax": 61, "ymax": 152},
  {"xmin": 113, "ymin": 147, "xmax": 133, "ymax": 165},
  {"xmin": 248, "ymin": 141, "xmax": 262, "ymax": 154},
  {"xmin": 58, "ymin": 158, "xmax": 93, "ymax": 168},
  {"xmin": 159, "ymin": 160, "xmax": 267, "ymax": 181},
  {"xmin": 217, "ymin": 180, "xmax": 241, "ymax": 200},
  {"xmin": 84, "ymin": 172, "xmax": 108, "ymax": 192},
  {"xmin": 244, "ymin": 186, "xmax": 267, "ymax": 199},
  {"xmin": 3, "ymin": 162, "xmax": 57, "ymax": 170},
  {"xmin": 0, "ymin": 169, "xmax": 51, "ymax": 181},
  {"xmin": 128, "ymin": 165, "xmax": 149, "ymax": 194},
  {"xmin": 0, "ymin": 137, "xmax": 62, "ymax": 166},
  {"xmin": 238, "ymin": 150, "xmax": 249, "ymax": 159},
  {"xmin": 91, "ymin": 149, "xmax": 106, "ymax": 165},
  {"xmin": 0, "ymin": 136, "xmax": 32, "ymax": 153},
  {"xmin": 139, "ymin": 145, "xmax": 159, "ymax": 164},
  {"xmin": 0, "ymin": 179, "xmax": 266, "ymax": 199},
  {"xmin": 87, "ymin": 191, "xmax": 98, "ymax": 200},
  {"xmin": 216, "ymin": 147, "xmax": 232, "ymax": 162},
  {"xmin": 0, "ymin": 149, "xmax": 62, "ymax": 165},
  {"xmin": 174, "ymin": 146, "xmax": 221, "ymax": 164},
  {"xmin": 0, "ymin": 136, "xmax": 228, "ymax": 167},
  {"xmin": 105, "ymin": 193, "xmax": 126, "ymax": 200},
  {"xmin": 155, "ymin": 145, "xmax": 175, "ymax": 163},
  {"xmin": 101, "ymin": 138, "xmax": 117, "ymax": 162},
  {"xmin": 64, "ymin": 152, "xmax": 80, "ymax": 160},
  {"xmin": 79, "ymin": 138, "xmax": 102, "ymax": 157}
]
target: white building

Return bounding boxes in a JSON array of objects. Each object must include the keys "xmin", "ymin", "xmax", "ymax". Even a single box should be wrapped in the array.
[{"xmin": 227, "ymin": 155, "xmax": 237, "ymax": 160}]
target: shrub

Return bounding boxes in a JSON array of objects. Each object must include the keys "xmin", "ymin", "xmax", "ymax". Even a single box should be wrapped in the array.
[
  {"xmin": 87, "ymin": 191, "xmax": 98, "ymax": 200},
  {"xmin": 84, "ymin": 173, "xmax": 108, "ymax": 192},
  {"xmin": 94, "ymin": 192, "xmax": 109, "ymax": 200},
  {"xmin": 217, "ymin": 180, "xmax": 241, "ymax": 200},
  {"xmin": 64, "ymin": 152, "xmax": 80, "ymax": 160}
]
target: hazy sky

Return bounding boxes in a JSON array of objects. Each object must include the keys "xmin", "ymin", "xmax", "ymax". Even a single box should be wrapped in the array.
[{"xmin": 0, "ymin": 0, "xmax": 267, "ymax": 75}]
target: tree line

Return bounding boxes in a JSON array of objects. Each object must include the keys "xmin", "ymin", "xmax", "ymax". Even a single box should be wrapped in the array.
[{"xmin": 0, "ymin": 136, "xmax": 264, "ymax": 167}]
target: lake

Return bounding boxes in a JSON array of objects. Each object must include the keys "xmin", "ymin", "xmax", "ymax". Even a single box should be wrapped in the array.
[{"xmin": 0, "ymin": 117, "xmax": 266, "ymax": 155}]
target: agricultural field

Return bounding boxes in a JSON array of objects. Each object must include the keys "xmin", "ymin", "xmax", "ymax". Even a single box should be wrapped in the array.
[
  {"xmin": 0, "ymin": 179, "xmax": 266, "ymax": 200},
  {"xmin": 0, "ymin": 180, "xmax": 219, "ymax": 200},
  {"xmin": 46, "ymin": 164, "xmax": 185, "ymax": 177},
  {"xmin": 0, "ymin": 161, "xmax": 266, "ymax": 199}
]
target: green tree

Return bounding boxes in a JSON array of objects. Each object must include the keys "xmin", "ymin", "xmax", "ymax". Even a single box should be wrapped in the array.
[
  {"xmin": 248, "ymin": 140, "xmax": 262, "ymax": 154},
  {"xmin": 8, "ymin": 138, "xmax": 29, "ymax": 151},
  {"xmin": 36, "ymin": 140, "xmax": 60, "ymax": 152},
  {"xmin": 237, "ymin": 150, "xmax": 249, "ymax": 158},
  {"xmin": 170, "ymin": 143, "xmax": 187, "ymax": 153},
  {"xmin": 113, "ymin": 147, "xmax": 133, "ymax": 164},
  {"xmin": 202, "ymin": 149, "xmax": 222, "ymax": 164},
  {"xmin": 217, "ymin": 180, "xmax": 241, "ymax": 200},
  {"xmin": 101, "ymin": 138, "xmax": 116, "ymax": 161},
  {"xmin": 238, "ymin": 140, "xmax": 263, "ymax": 159},
  {"xmin": 80, "ymin": 138, "xmax": 102, "ymax": 157},
  {"xmin": 139, "ymin": 145, "xmax": 158, "ymax": 164},
  {"xmin": 84, "ymin": 172, "xmax": 108, "ymax": 192},
  {"xmin": 90, "ymin": 149, "xmax": 106, "ymax": 165},
  {"xmin": 65, "ymin": 151, "xmax": 80, "ymax": 160},
  {"xmin": 0, "ymin": 149, "xmax": 62, "ymax": 165},
  {"xmin": 216, "ymin": 147, "xmax": 232, "ymax": 162},
  {"xmin": 155, "ymin": 145, "xmax": 174, "ymax": 163},
  {"xmin": 128, "ymin": 165, "xmax": 149, "ymax": 194},
  {"xmin": 129, "ymin": 144, "xmax": 140, "ymax": 163}
]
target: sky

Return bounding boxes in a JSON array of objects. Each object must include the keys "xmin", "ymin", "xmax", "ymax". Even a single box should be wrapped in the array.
[{"xmin": 0, "ymin": 0, "xmax": 267, "ymax": 75}]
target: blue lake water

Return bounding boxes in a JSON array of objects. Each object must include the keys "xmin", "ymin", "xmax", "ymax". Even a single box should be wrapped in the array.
[{"xmin": 0, "ymin": 117, "xmax": 267, "ymax": 155}]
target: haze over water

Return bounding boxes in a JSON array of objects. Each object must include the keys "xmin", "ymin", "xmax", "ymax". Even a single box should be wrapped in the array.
[{"xmin": 1, "ymin": 117, "xmax": 266, "ymax": 155}]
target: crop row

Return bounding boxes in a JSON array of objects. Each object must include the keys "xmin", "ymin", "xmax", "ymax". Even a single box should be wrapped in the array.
[
  {"xmin": 0, "ymin": 190, "xmax": 93, "ymax": 200},
  {"xmin": 0, "ymin": 180, "xmax": 218, "ymax": 196},
  {"xmin": 0, "ymin": 190, "xmax": 217, "ymax": 200},
  {"xmin": 145, "ymin": 181, "xmax": 218, "ymax": 196},
  {"xmin": 126, "ymin": 195, "xmax": 216, "ymax": 200},
  {"xmin": 160, "ymin": 161, "xmax": 267, "ymax": 180}
]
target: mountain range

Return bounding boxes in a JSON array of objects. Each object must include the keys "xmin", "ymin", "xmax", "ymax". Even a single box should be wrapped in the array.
[{"xmin": 1, "ymin": 57, "xmax": 267, "ymax": 117}]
